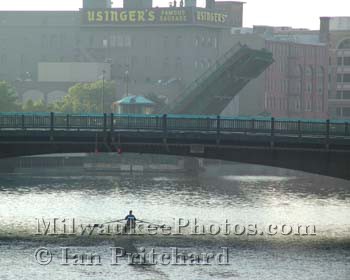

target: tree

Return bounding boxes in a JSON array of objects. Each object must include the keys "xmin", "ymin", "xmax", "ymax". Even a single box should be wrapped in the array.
[
  {"xmin": 0, "ymin": 81, "xmax": 20, "ymax": 112},
  {"xmin": 22, "ymin": 99, "xmax": 48, "ymax": 112},
  {"xmin": 52, "ymin": 80, "xmax": 117, "ymax": 113}
]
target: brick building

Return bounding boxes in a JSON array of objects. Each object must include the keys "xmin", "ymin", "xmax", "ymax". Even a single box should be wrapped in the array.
[
  {"xmin": 320, "ymin": 17, "xmax": 350, "ymax": 119},
  {"xmin": 222, "ymin": 27, "xmax": 329, "ymax": 119}
]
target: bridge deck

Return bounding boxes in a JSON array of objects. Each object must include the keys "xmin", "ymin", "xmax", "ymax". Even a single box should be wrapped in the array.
[
  {"xmin": 1, "ymin": 113, "xmax": 350, "ymax": 179},
  {"xmin": 164, "ymin": 44, "xmax": 274, "ymax": 115}
]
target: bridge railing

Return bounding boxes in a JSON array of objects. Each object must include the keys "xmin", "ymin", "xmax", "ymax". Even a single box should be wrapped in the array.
[{"xmin": 0, "ymin": 112, "xmax": 349, "ymax": 138}]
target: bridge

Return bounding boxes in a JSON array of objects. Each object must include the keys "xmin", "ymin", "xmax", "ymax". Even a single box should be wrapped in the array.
[
  {"xmin": 0, "ymin": 112, "xmax": 350, "ymax": 180},
  {"xmin": 163, "ymin": 44, "xmax": 274, "ymax": 115}
]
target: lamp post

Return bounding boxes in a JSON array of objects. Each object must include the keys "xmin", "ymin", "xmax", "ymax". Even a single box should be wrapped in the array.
[
  {"xmin": 125, "ymin": 69, "xmax": 129, "ymax": 97},
  {"xmin": 102, "ymin": 69, "xmax": 106, "ymax": 113}
]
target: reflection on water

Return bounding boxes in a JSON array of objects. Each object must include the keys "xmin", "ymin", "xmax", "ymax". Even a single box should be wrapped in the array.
[{"xmin": 0, "ymin": 170, "xmax": 349, "ymax": 279}]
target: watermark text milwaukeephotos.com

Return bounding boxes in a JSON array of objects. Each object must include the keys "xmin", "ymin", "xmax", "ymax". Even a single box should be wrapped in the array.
[{"xmin": 35, "ymin": 218, "xmax": 317, "ymax": 236}]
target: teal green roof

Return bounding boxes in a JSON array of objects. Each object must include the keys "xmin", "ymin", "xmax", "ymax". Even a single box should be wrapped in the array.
[{"xmin": 117, "ymin": 95, "xmax": 154, "ymax": 105}]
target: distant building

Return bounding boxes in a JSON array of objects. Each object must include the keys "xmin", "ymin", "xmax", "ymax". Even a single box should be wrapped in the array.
[
  {"xmin": 0, "ymin": 0, "xmax": 244, "ymax": 108},
  {"xmin": 320, "ymin": 17, "xmax": 350, "ymax": 119},
  {"xmin": 222, "ymin": 26, "xmax": 329, "ymax": 119},
  {"xmin": 0, "ymin": 0, "xmax": 331, "ymax": 119},
  {"xmin": 112, "ymin": 95, "xmax": 154, "ymax": 114}
]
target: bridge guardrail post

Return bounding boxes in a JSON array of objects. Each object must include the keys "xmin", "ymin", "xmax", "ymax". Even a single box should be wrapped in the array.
[
  {"xmin": 50, "ymin": 112, "xmax": 54, "ymax": 132},
  {"xmin": 21, "ymin": 114, "xmax": 25, "ymax": 130},
  {"xmin": 162, "ymin": 114, "xmax": 168, "ymax": 145},
  {"xmin": 66, "ymin": 114, "xmax": 70, "ymax": 130},
  {"xmin": 110, "ymin": 113, "xmax": 115, "ymax": 145},
  {"xmin": 298, "ymin": 120, "xmax": 302, "ymax": 139},
  {"xmin": 155, "ymin": 115, "xmax": 159, "ymax": 130},
  {"xmin": 270, "ymin": 117, "xmax": 275, "ymax": 148},
  {"xmin": 345, "ymin": 122, "xmax": 348, "ymax": 137},
  {"xmin": 103, "ymin": 113, "xmax": 107, "ymax": 132},
  {"xmin": 271, "ymin": 117, "xmax": 275, "ymax": 137},
  {"xmin": 216, "ymin": 115, "xmax": 221, "ymax": 145},
  {"xmin": 326, "ymin": 119, "xmax": 330, "ymax": 149},
  {"xmin": 110, "ymin": 113, "xmax": 114, "ymax": 132}
]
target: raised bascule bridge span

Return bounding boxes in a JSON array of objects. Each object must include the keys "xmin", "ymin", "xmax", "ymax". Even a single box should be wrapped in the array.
[
  {"xmin": 0, "ymin": 113, "xmax": 350, "ymax": 180},
  {"xmin": 163, "ymin": 43, "xmax": 274, "ymax": 115}
]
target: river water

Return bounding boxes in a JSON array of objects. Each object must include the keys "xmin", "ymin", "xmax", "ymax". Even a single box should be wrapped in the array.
[{"xmin": 0, "ymin": 166, "xmax": 349, "ymax": 279}]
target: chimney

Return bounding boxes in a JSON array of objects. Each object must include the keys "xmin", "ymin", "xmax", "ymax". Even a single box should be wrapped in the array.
[
  {"xmin": 123, "ymin": 0, "xmax": 153, "ymax": 9},
  {"xmin": 185, "ymin": 0, "xmax": 197, "ymax": 7},
  {"xmin": 83, "ymin": 0, "xmax": 112, "ymax": 9},
  {"xmin": 206, "ymin": 0, "xmax": 215, "ymax": 9},
  {"xmin": 320, "ymin": 17, "xmax": 330, "ymax": 43}
]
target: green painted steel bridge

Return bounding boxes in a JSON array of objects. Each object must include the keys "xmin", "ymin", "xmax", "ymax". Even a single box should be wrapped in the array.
[
  {"xmin": 1, "ymin": 112, "xmax": 350, "ymax": 180},
  {"xmin": 163, "ymin": 43, "xmax": 274, "ymax": 114}
]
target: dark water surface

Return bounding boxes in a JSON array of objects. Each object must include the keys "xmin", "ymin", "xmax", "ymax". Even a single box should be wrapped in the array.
[{"xmin": 0, "ymin": 169, "xmax": 349, "ymax": 279}]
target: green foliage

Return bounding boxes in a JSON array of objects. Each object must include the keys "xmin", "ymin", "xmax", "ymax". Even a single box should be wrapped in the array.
[
  {"xmin": 22, "ymin": 99, "xmax": 48, "ymax": 112},
  {"xmin": 53, "ymin": 80, "xmax": 117, "ymax": 113},
  {"xmin": 0, "ymin": 81, "xmax": 20, "ymax": 112}
]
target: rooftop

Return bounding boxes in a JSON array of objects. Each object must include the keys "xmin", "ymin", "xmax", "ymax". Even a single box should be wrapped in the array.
[{"xmin": 116, "ymin": 95, "xmax": 154, "ymax": 105}]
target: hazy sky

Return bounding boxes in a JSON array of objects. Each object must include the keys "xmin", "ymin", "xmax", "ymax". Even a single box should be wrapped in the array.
[{"xmin": 0, "ymin": 0, "xmax": 348, "ymax": 30}]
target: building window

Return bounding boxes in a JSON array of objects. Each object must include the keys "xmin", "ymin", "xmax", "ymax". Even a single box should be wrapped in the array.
[
  {"xmin": 317, "ymin": 67, "xmax": 324, "ymax": 95},
  {"xmin": 144, "ymin": 37, "xmax": 150, "ymax": 48},
  {"xmin": 116, "ymin": 35, "xmax": 123, "ymax": 47},
  {"xmin": 338, "ymin": 39, "xmax": 350, "ymax": 49},
  {"xmin": 194, "ymin": 36, "xmax": 199, "ymax": 47},
  {"xmin": 307, "ymin": 83, "xmax": 312, "ymax": 93},
  {"xmin": 295, "ymin": 97, "xmax": 300, "ymax": 112},
  {"xmin": 75, "ymin": 34, "xmax": 81, "ymax": 48},
  {"xmin": 207, "ymin": 37, "xmax": 212, "ymax": 47},
  {"xmin": 305, "ymin": 66, "xmax": 313, "ymax": 77},
  {"xmin": 337, "ymin": 74, "xmax": 342, "ymax": 82},
  {"xmin": 1, "ymin": 54, "xmax": 7, "ymax": 65},
  {"xmin": 336, "ymin": 91, "xmax": 342, "ymax": 99},
  {"xmin": 343, "ymin": 108, "xmax": 350, "ymax": 117},
  {"xmin": 50, "ymin": 34, "xmax": 57, "ymax": 48},
  {"xmin": 176, "ymin": 57, "xmax": 183, "ymax": 74},
  {"xmin": 201, "ymin": 36, "xmax": 205, "ymax": 47},
  {"xmin": 163, "ymin": 35, "xmax": 168, "ymax": 49},
  {"xmin": 207, "ymin": 59, "xmax": 212, "ymax": 68},
  {"xmin": 60, "ymin": 33, "xmax": 66, "ymax": 48},
  {"xmin": 124, "ymin": 35, "xmax": 132, "ymax": 47},
  {"xmin": 41, "ymin": 35, "xmax": 48, "ymax": 49},
  {"xmin": 110, "ymin": 35, "xmax": 116, "ymax": 48},
  {"xmin": 344, "ymin": 74, "xmax": 350, "ymax": 82},
  {"xmin": 144, "ymin": 56, "xmax": 151, "ymax": 68},
  {"xmin": 102, "ymin": 39, "xmax": 108, "ymax": 48},
  {"xmin": 344, "ymin": 57, "xmax": 350, "ymax": 66},
  {"xmin": 176, "ymin": 35, "xmax": 183, "ymax": 48},
  {"xmin": 20, "ymin": 54, "xmax": 25, "ymax": 65},
  {"xmin": 89, "ymin": 34, "xmax": 94, "ymax": 48},
  {"xmin": 337, "ymin": 57, "xmax": 343, "ymax": 66},
  {"xmin": 336, "ymin": 108, "xmax": 342, "ymax": 117},
  {"xmin": 162, "ymin": 57, "xmax": 169, "ymax": 71},
  {"xmin": 306, "ymin": 99, "xmax": 312, "ymax": 112},
  {"xmin": 316, "ymin": 100, "xmax": 322, "ymax": 112}
]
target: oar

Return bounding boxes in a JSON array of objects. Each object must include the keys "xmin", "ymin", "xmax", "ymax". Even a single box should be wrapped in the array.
[
  {"xmin": 137, "ymin": 219, "xmax": 167, "ymax": 228},
  {"xmin": 94, "ymin": 218, "xmax": 125, "ymax": 227}
]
